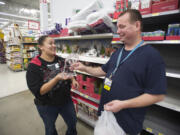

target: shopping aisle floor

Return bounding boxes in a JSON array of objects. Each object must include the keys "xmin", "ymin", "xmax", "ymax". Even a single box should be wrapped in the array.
[
  {"xmin": 0, "ymin": 64, "xmax": 28, "ymax": 98},
  {"xmin": 0, "ymin": 90, "xmax": 94, "ymax": 135}
]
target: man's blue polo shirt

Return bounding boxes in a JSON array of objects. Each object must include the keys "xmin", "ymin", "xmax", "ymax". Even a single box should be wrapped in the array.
[{"xmin": 99, "ymin": 44, "xmax": 167, "ymax": 135}]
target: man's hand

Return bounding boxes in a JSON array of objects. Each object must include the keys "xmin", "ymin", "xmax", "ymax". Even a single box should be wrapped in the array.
[
  {"xmin": 104, "ymin": 100, "xmax": 127, "ymax": 113},
  {"xmin": 70, "ymin": 62, "xmax": 86, "ymax": 72}
]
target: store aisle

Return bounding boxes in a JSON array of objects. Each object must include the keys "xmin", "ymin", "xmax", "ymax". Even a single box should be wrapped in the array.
[
  {"xmin": 0, "ymin": 90, "xmax": 93, "ymax": 135},
  {"xmin": 0, "ymin": 64, "xmax": 28, "ymax": 98}
]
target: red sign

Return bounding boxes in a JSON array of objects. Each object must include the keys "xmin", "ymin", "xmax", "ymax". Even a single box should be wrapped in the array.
[{"xmin": 28, "ymin": 20, "xmax": 40, "ymax": 30}]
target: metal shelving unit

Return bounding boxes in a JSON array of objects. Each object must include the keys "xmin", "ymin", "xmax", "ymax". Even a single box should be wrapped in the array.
[
  {"xmin": 112, "ymin": 9, "xmax": 180, "ymax": 22},
  {"xmin": 54, "ymin": 33, "xmax": 113, "ymax": 40},
  {"xmin": 71, "ymin": 89, "xmax": 100, "ymax": 104},
  {"xmin": 75, "ymin": 70, "xmax": 105, "ymax": 79},
  {"xmin": 22, "ymin": 42, "xmax": 38, "ymax": 70},
  {"xmin": 111, "ymin": 40, "xmax": 180, "ymax": 45},
  {"xmin": 56, "ymin": 53, "xmax": 109, "ymax": 64},
  {"xmin": 55, "ymin": 9, "xmax": 180, "ymax": 134},
  {"xmin": 76, "ymin": 98, "xmax": 98, "ymax": 111},
  {"xmin": 57, "ymin": 53, "xmax": 180, "ymax": 80},
  {"xmin": 144, "ymin": 106, "xmax": 180, "ymax": 135},
  {"xmin": 77, "ymin": 111, "xmax": 96, "ymax": 127}
]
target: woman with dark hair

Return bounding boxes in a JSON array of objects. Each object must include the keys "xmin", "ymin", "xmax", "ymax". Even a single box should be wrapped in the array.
[{"xmin": 26, "ymin": 35, "xmax": 79, "ymax": 135}]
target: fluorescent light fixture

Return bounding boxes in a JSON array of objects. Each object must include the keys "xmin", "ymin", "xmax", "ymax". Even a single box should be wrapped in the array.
[
  {"xmin": 0, "ymin": 1, "xmax": 5, "ymax": 5},
  {"xmin": 0, "ymin": 12, "xmax": 39, "ymax": 21}
]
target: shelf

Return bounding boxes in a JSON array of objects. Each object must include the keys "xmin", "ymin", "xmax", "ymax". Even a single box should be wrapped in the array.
[
  {"xmin": 54, "ymin": 33, "xmax": 113, "ymax": 40},
  {"xmin": 166, "ymin": 69, "xmax": 180, "ymax": 79},
  {"xmin": 144, "ymin": 106, "xmax": 180, "ymax": 135},
  {"xmin": 156, "ymin": 87, "xmax": 180, "ymax": 112},
  {"xmin": 146, "ymin": 40, "xmax": 180, "ymax": 44},
  {"xmin": 71, "ymin": 89, "xmax": 100, "ymax": 104},
  {"xmin": 75, "ymin": 70, "xmax": 105, "ymax": 79},
  {"xmin": 6, "ymin": 50, "xmax": 21, "ymax": 53},
  {"xmin": 77, "ymin": 111, "xmax": 96, "ymax": 127},
  {"xmin": 58, "ymin": 53, "xmax": 180, "ymax": 79},
  {"xmin": 111, "ymin": 40, "xmax": 180, "ymax": 45},
  {"xmin": 76, "ymin": 98, "xmax": 98, "ymax": 111},
  {"xmin": 113, "ymin": 9, "xmax": 180, "ymax": 23},
  {"xmin": 56, "ymin": 53, "xmax": 109, "ymax": 64},
  {"xmin": 111, "ymin": 41, "xmax": 123, "ymax": 44},
  {"xmin": 8, "ymin": 44, "xmax": 21, "ymax": 46},
  {"xmin": 156, "ymin": 96, "xmax": 180, "ymax": 112},
  {"xmin": 22, "ymin": 42, "xmax": 37, "ymax": 44},
  {"xmin": 23, "ymin": 50, "xmax": 36, "ymax": 52},
  {"xmin": 23, "ymin": 57, "xmax": 33, "ymax": 59},
  {"xmin": 77, "ymin": 106, "xmax": 170, "ymax": 135},
  {"xmin": 143, "ymin": 9, "xmax": 180, "ymax": 18}
]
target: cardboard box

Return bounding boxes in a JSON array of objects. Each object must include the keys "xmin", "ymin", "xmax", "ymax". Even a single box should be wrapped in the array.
[
  {"xmin": 142, "ymin": 36, "xmax": 165, "ymax": 41},
  {"xmin": 152, "ymin": 0, "xmax": 179, "ymax": 13},
  {"xmin": 139, "ymin": 0, "xmax": 152, "ymax": 15}
]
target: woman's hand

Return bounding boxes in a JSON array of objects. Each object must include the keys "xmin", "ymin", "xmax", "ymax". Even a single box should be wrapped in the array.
[
  {"xmin": 55, "ymin": 73, "xmax": 73, "ymax": 81},
  {"xmin": 72, "ymin": 78, "xmax": 79, "ymax": 89}
]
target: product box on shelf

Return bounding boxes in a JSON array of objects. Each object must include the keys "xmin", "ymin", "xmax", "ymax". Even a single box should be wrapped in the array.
[
  {"xmin": 23, "ymin": 37, "xmax": 35, "ymax": 43},
  {"xmin": 60, "ymin": 28, "xmax": 69, "ymax": 37},
  {"xmin": 166, "ymin": 23, "xmax": 180, "ymax": 40},
  {"xmin": 10, "ymin": 64, "xmax": 22, "ymax": 70},
  {"xmin": 72, "ymin": 74, "xmax": 102, "ymax": 100},
  {"xmin": 139, "ymin": 0, "xmax": 152, "ymax": 15},
  {"xmin": 142, "ymin": 36, "xmax": 165, "ymax": 41},
  {"xmin": 166, "ymin": 36, "xmax": 180, "ymax": 40},
  {"xmin": 152, "ymin": 0, "xmax": 179, "ymax": 13},
  {"xmin": 76, "ymin": 96, "xmax": 98, "ymax": 121}
]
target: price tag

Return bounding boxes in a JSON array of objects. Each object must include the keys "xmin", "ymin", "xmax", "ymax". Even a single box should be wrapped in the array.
[
  {"xmin": 158, "ymin": 133, "xmax": 163, "ymax": 135},
  {"xmin": 152, "ymin": 13, "xmax": 160, "ymax": 16},
  {"xmin": 170, "ymin": 40, "xmax": 179, "ymax": 44},
  {"xmin": 112, "ymin": 19, "xmax": 117, "ymax": 22},
  {"xmin": 85, "ymin": 95, "xmax": 88, "ymax": 98},
  {"xmin": 80, "ymin": 93, "xmax": 83, "ymax": 96},
  {"xmin": 146, "ymin": 128, "xmax": 153, "ymax": 133},
  {"xmin": 111, "ymin": 41, "xmax": 116, "ymax": 44}
]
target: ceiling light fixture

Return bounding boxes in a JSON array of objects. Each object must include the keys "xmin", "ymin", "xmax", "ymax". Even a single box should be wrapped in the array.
[{"xmin": 0, "ymin": 1, "xmax": 5, "ymax": 5}]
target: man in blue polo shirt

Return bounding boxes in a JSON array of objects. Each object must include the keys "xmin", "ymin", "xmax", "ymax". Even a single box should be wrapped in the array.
[{"xmin": 72, "ymin": 9, "xmax": 166, "ymax": 135}]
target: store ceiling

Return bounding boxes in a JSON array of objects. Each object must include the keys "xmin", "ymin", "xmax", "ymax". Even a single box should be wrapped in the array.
[{"xmin": 0, "ymin": 0, "xmax": 50, "ymax": 30}]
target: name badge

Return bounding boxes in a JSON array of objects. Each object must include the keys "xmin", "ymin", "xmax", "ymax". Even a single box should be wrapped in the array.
[{"xmin": 104, "ymin": 78, "xmax": 112, "ymax": 91}]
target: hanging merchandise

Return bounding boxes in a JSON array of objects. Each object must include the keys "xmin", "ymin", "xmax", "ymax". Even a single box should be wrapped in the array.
[
  {"xmin": 42, "ymin": 23, "xmax": 63, "ymax": 36},
  {"xmin": 86, "ymin": 9, "xmax": 116, "ymax": 34},
  {"xmin": 70, "ymin": 0, "xmax": 104, "ymax": 22},
  {"xmin": 67, "ymin": 0, "xmax": 115, "ymax": 35},
  {"xmin": 10, "ymin": 24, "xmax": 22, "ymax": 45},
  {"xmin": 94, "ymin": 111, "xmax": 126, "ymax": 135}
]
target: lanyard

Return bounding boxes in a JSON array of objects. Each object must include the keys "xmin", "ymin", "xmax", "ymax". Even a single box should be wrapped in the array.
[{"xmin": 111, "ymin": 40, "xmax": 144, "ymax": 78}]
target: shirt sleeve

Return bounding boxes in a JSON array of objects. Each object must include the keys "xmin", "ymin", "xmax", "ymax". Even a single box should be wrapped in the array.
[
  {"xmin": 101, "ymin": 50, "xmax": 118, "ymax": 73},
  {"xmin": 101, "ymin": 59, "xmax": 111, "ymax": 73},
  {"xmin": 144, "ymin": 52, "xmax": 167, "ymax": 95},
  {"xmin": 26, "ymin": 64, "xmax": 44, "ymax": 99}
]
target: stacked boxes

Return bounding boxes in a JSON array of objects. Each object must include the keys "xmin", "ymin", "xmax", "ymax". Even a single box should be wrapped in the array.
[
  {"xmin": 152, "ymin": 0, "xmax": 179, "ymax": 13},
  {"xmin": 73, "ymin": 74, "xmax": 103, "ymax": 100},
  {"xmin": 142, "ymin": 30, "xmax": 165, "ymax": 40},
  {"xmin": 113, "ymin": 0, "xmax": 179, "ymax": 19},
  {"xmin": 76, "ymin": 96, "xmax": 99, "ymax": 121},
  {"xmin": 166, "ymin": 23, "xmax": 180, "ymax": 40}
]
